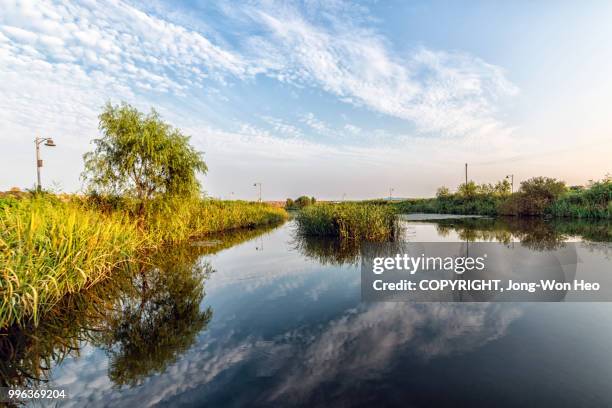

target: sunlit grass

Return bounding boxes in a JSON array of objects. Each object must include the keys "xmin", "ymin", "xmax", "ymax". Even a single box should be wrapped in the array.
[
  {"xmin": 0, "ymin": 195, "xmax": 288, "ymax": 328},
  {"xmin": 0, "ymin": 197, "xmax": 140, "ymax": 327},
  {"xmin": 295, "ymin": 203, "xmax": 397, "ymax": 241},
  {"xmin": 141, "ymin": 197, "xmax": 288, "ymax": 244}
]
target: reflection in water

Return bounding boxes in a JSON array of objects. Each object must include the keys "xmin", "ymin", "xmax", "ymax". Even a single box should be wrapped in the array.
[
  {"xmin": 429, "ymin": 216, "xmax": 611, "ymax": 249},
  {"xmin": 296, "ymin": 216, "xmax": 611, "ymax": 267},
  {"xmin": 266, "ymin": 303, "xmax": 522, "ymax": 404},
  {"xmin": 0, "ymin": 224, "xmax": 280, "ymax": 390},
  {"xmin": 292, "ymin": 234, "xmax": 360, "ymax": 265},
  {"xmin": 2, "ymin": 218, "xmax": 612, "ymax": 407},
  {"xmin": 91, "ymin": 247, "xmax": 213, "ymax": 387}
]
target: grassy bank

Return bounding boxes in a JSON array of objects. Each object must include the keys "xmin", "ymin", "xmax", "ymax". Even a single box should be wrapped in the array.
[
  {"xmin": 0, "ymin": 194, "xmax": 287, "ymax": 328},
  {"xmin": 295, "ymin": 203, "xmax": 397, "ymax": 241},
  {"xmin": 393, "ymin": 177, "xmax": 612, "ymax": 219}
]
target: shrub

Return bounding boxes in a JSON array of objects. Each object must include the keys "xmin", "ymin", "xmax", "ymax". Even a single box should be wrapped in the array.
[
  {"xmin": 496, "ymin": 177, "xmax": 567, "ymax": 216},
  {"xmin": 285, "ymin": 195, "xmax": 316, "ymax": 210}
]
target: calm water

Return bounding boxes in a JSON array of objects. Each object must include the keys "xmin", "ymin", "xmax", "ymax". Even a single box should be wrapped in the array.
[{"xmin": 2, "ymin": 216, "xmax": 612, "ymax": 407}]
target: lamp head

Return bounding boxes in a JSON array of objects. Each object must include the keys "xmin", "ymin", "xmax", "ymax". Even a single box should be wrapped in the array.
[{"xmin": 44, "ymin": 138, "xmax": 56, "ymax": 147}]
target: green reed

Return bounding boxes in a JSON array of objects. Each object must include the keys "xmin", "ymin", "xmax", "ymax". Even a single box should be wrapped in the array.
[
  {"xmin": 295, "ymin": 203, "xmax": 397, "ymax": 241},
  {"xmin": 0, "ymin": 195, "xmax": 287, "ymax": 328},
  {"xmin": 0, "ymin": 196, "xmax": 141, "ymax": 328}
]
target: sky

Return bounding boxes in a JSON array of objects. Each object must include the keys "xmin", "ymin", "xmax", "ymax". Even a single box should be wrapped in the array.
[{"xmin": 1, "ymin": 0, "xmax": 611, "ymax": 200}]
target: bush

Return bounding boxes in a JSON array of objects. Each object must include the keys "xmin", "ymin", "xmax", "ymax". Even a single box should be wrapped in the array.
[{"xmin": 285, "ymin": 195, "xmax": 316, "ymax": 210}]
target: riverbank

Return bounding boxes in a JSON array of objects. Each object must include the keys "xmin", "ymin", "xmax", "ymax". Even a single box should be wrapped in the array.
[
  {"xmin": 391, "ymin": 176, "xmax": 612, "ymax": 218},
  {"xmin": 0, "ymin": 193, "xmax": 287, "ymax": 328}
]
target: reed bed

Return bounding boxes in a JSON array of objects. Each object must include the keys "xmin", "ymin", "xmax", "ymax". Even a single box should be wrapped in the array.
[
  {"xmin": 141, "ymin": 197, "xmax": 288, "ymax": 244},
  {"xmin": 295, "ymin": 203, "xmax": 397, "ymax": 241},
  {"xmin": 0, "ymin": 197, "xmax": 140, "ymax": 327},
  {"xmin": 0, "ymin": 195, "xmax": 288, "ymax": 328}
]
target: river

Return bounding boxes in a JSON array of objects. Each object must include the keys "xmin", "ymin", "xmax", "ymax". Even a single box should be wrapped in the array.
[{"xmin": 2, "ymin": 215, "xmax": 612, "ymax": 407}]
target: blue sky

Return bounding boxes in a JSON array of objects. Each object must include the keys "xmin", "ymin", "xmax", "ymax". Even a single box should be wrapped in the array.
[{"xmin": 1, "ymin": 0, "xmax": 611, "ymax": 199}]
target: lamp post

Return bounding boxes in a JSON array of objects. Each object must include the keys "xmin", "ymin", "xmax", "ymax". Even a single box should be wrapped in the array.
[
  {"xmin": 505, "ymin": 174, "xmax": 514, "ymax": 193},
  {"xmin": 253, "ymin": 182, "xmax": 262, "ymax": 202},
  {"xmin": 35, "ymin": 137, "xmax": 56, "ymax": 192},
  {"xmin": 389, "ymin": 187, "xmax": 394, "ymax": 201}
]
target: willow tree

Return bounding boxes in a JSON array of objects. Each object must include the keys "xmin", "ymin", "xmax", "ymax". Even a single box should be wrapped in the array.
[{"xmin": 82, "ymin": 102, "xmax": 207, "ymax": 201}]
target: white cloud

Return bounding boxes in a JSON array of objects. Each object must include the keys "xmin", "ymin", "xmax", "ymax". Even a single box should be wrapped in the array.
[
  {"xmin": 260, "ymin": 115, "xmax": 303, "ymax": 139},
  {"xmin": 0, "ymin": 0, "xmax": 523, "ymax": 194},
  {"xmin": 244, "ymin": 1, "xmax": 518, "ymax": 137}
]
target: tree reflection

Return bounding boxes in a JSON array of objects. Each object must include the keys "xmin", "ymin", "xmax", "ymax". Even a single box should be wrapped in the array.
[
  {"xmin": 293, "ymin": 216, "xmax": 611, "ymax": 265},
  {"xmin": 91, "ymin": 246, "xmax": 213, "ymax": 387},
  {"xmin": 434, "ymin": 217, "xmax": 568, "ymax": 250},
  {"xmin": 0, "ymin": 224, "xmax": 280, "ymax": 389}
]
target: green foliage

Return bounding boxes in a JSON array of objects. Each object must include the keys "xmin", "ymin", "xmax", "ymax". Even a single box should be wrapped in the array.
[
  {"xmin": 436, "ymin": 186, "xmax": 450, "ymax": 198},
  {"xmin": 82, "ymin": 102, "xmax": 207, "ymax": 201},
  {"xmin": 140, "ymin": 197, "xmax": 288, "ymax": 244},
  {"xmin": 397, "ymin": 176, "xmax": 610, "ymax": 219},
  {"xmin": 548, "ymin": 177, "xmax": 612, "ymax": 218},
  {"xmin": 0, "ymin": 197, "xmax": 141, "ymax": 328},
  {"xmin": 498, "ymin": 177, "xmax": 566, "ymax": 216},
  {"xmin": 296, "ymin": 203, "xmax": 397, "ymax": 241},
  {"xmin": 395, "ymin": 194, "xmax": 502, "ymax": 216},
  {"xmin": 285, "ymin": 195, "xmax": 316, "ymax": 210},
  {"xmin": 0, "ymin": 194, "xmax": 288, "ymax": 328}
]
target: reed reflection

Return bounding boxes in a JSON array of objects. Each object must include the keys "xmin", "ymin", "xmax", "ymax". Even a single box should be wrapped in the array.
[{"xmin": 0, "ymin": 224, "xmax": 280, "ymax": 389}]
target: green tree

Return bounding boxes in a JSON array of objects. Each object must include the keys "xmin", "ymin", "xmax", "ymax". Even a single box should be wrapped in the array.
[
  {"xmin": 519, "ymin": 177, "xmax": 566, "ymax": 200},
  {"xmin": 82, "ymin": 102, "xmax": 207, "ymax": 201},
  {"xmin": 457, "ymin": 181, "xmax": 479, "ymax": 198},
  {"xmin": 295, "ymin": 195, "xmax": 314, "ymax": 208},
  {"xmin": 493, "ymin": 179, "xmax": 511, "ymax": 196},
  {"xmin": 499, "ymin": 177, "xmax": 567, "ymax": 216},
  {"xmin": 436, "ymin": 186, "xmax": 451, "ymax": 198}
]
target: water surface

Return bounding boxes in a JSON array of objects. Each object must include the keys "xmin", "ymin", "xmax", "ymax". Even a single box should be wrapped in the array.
[{"xmin": 2, "ymin": 216, "xmax": 612, "ymax": 407}]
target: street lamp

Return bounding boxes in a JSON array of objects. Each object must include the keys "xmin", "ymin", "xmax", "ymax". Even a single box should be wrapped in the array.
[
  {"xmin": 505, "ymin": 174, "xmax": 514, "ymax": 194},
  {"xmin": 35, "ymin": 137, "xmax": 56, "ymax": 192},
  {"xmin": 389, "ymin": 187, "xmax": 395, "ymax": 201},
  {"xmin": 253, "ymin": 182, "xmax": 262, "ymax": 202}
]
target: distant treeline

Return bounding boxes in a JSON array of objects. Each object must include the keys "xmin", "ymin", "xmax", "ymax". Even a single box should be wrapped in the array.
[{"xmin": 374, "ymin": 176, "xmax": 612, "ymax": 219}]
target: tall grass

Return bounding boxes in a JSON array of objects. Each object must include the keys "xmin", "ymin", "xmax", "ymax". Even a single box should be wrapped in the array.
[
  {"xmin": 0, "ymin": 197, "xmax": 140, "ymax": 327},
  {"xmin": 296, "ymin": 203, "xmax": 397, "ymax": 241},
  {"xmin": 141, "ymin": 197, "xmax": 288, "ymax": 244},
  {"xmin": 0, "ymin": 195, "xmax": 288, "ymax": 328}
]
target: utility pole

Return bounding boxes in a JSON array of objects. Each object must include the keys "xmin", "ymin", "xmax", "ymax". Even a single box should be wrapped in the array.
[
  {"xmin": 253, "ymin": 182, "xmax": 262, "ymax": 202},
  {"xmin": 389, "ymin": 187, "xmax": 394, "ymax": 201},
  {"xmin": 465, "ymin": 163, "xmax": 468, "ymax": 185},
  {"xmin": 34, "ymin": 137, "xmax": 56, "ymax": 192}
]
